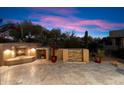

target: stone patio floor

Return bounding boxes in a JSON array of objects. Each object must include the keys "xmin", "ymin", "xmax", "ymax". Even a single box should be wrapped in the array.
[{"xmin": 0, "ymin": 60, "xmax": 124, "ymax": 85}]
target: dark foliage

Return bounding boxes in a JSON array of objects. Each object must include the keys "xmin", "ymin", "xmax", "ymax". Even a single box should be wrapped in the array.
[
  {"xmin": 0, "ymin": 21, "xmax": 104, "ymax": 50},
  {"xmin": 112, "ymin": 48, "xmax": 124, "ymax": 59},
  {"xmin": 0, "ymin": 37, "xmax": 15, "ymax": 43}
]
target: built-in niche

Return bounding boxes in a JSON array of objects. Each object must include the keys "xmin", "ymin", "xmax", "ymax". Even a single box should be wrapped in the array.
[
  {"xmin": 16, "ymin": 46, "xmax": 27, "ymax": 56},
  {"xmin": 37, "ymin": 49, "xmax": 46, "ymax": 59}
]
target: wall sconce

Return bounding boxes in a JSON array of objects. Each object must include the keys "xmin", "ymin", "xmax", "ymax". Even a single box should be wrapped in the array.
[
  {"xmin": 3, "ymin": 49, "xmax": 12, "ymax": 60},
  {"xmin": 30, "ymin": 48, "xmax": 36, "ymax": 56}
]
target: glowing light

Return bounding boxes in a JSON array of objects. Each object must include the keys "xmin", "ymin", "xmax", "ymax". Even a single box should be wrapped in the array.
[
  {"xmin": 30, "ymin": 48, "xmax": 36, "ymax": 52},
  {"xmin": 11, "ymin": 50, "xmax": 15, "ymax": 58},
  {"xmin": 30, "ymin": 48, "xmax": 36, "ymax": 56},
  {"xmin": 3, "ymin": 49, "xmax": 12, "ymax": 60}
]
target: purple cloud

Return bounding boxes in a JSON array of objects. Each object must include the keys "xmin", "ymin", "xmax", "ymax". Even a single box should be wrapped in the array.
[{"xmin": 32, "ymin": 15, "xmax": 124, "ymax": 33}]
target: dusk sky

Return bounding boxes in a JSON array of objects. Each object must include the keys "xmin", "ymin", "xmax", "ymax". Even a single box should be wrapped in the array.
[{"xmin": 0, "ymin": 7, "xmax": 124, "ymax": 37}]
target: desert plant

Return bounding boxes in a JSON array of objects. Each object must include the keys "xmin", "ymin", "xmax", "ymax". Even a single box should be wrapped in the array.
[{"xmin": 95, "ymin": 49, "xmax": 105, "ymax": 63}]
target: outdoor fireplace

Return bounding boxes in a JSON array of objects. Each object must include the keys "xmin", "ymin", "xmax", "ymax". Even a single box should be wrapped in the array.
[
  {"xmin": 41, "ymin": 50, "xmax": 46, "ymax": 59},
  {"xmin": 16, "ymin": 46, "xmax": 27, "ymax": 56},
  {"xmin": 37, "ymin": 49, "xmax": 46, "ymax": 59}
]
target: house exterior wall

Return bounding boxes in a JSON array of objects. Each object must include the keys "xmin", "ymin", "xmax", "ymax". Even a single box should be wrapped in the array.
[
  {"xmin": 111, "ymin": 38, "xmax": 118, "ymax": 50},
  {"xmin": 110, "ymin": 30, "xmax": 124, "ymax": 38},
  {"xmin": 121, "ymin": 38, "xmax": 124, "ymax": 48},
  {"xmin": 109, "ymin": 30, "xmax": 124, "ymax": 50},
  {"xmin": 111, "ymin": 38, "xmax": 124, "ymax": 49}
]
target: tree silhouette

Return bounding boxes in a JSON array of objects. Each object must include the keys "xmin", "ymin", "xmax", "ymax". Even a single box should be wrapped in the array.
[{"xmin": 0, "ymin": 20, "xmax": 104, "ymax": 49}]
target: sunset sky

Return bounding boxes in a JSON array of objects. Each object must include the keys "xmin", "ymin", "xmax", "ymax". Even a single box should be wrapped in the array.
[{"xmin": 0, "ymin": 7, "xmax": 124, "ymax": 38}]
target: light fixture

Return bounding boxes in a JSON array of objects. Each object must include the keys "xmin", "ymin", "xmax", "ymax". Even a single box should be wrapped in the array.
[
  {"xmin": 30, "ymin": 48, "xmax": 36, "ymax": 56},
  {"xmin": 3, "ymin": 49, "xmax": 12, "ymax": 60},
  {"xmin": 30, "ymin": 48, "xmax": 36, "ymax": 52}
]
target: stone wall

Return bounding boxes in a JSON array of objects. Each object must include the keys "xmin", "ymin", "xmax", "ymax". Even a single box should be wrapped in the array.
[
  {"xmin": 36, "ymin": 47, "xmax": 50, "ymax": 60},
  {"xmin": 0, "ymin": 43, "xmax": 40, "ymax": 66},
  {"xmin": 63, "ymin": 49, "xmax": 68, "ymax": 62},
  {"xmin": 82, "ymin": 49, "xmax": 89, "ymax": 63},
  {"xmin": 68, "ymin": 49, "xmax": 82, "ymax": 62},
  {"xmin": 0, "ymin": 44, "xmax": 90, "ymax": 66},
  {"xmin": 63, "ymin": 48, "xmax": 89, "ymax": 63},
  {"xmin": 56, "ymin": 49, "xmax": 63, "ymax": 61}
]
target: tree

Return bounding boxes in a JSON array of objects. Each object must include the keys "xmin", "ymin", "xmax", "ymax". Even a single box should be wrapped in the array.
[
  {"xmin": 0, "ymin": 22, "xmax": 21, "ymax": 41},
  {"xmin": 0, "ymin": 20, "xmax": 105, "ymax": 50},
  {"xmin": 83, "ymin": 30, "xmax": 88, "ymax": 48}
]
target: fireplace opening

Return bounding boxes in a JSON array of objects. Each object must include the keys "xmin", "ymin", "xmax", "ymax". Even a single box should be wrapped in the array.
[
  {"xmin": 37, "ymin": 49, "xmax": 46, "ymax": 59},
  {"xmin": 16, "ymin": 46, "xmax": 27, "ymax": 56}
]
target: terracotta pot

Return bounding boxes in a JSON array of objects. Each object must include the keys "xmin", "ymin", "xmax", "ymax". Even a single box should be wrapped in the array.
[
  {"xmin": 51, "ymin": 56, "xmax": 57, "ymax": 63},
  {"xmin": 95, "ymin": 57, "xmax": 101, "ymax": 63}
]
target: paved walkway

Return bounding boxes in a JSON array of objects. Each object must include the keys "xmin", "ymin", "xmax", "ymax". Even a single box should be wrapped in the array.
[{"xmin": 0, "ymin": 60, "xmax": 124, "ymax": 85}]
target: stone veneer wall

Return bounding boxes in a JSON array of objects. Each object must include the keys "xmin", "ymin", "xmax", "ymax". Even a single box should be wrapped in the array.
[
  {"xmin": 63, "ymin": 49, "xmax": 68, "ymax": 62},
  {"xmin": 68, "ymin": 49, "xmax": 82, "ymax": 62},
  {"xmin": 63, "ymin": 48, "xmax": 89, "ymax": 63},
  {"xmin": 56, "ymin": 49, "xmax": 63, "ymax": 61},
  {"xmin": 0, "ymin": 43, "xmax": 40, "ymax": 66},
  {"xmin": 36, "ymin": 47, "xmax": 50, "ymax": 60},
  {"xmin": 82, "ymin": 49, "xmax": 89, "ymax": 63}
]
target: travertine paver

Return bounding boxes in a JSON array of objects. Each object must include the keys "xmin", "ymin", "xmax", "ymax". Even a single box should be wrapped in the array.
[{"xmin": 0, "ymin": 60, "xmax": 124, "ymax": 85}]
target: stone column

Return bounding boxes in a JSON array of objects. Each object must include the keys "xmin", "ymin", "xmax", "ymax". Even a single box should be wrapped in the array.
[
  {"xmin": 57, "ymin": 49, "xmax": 63, "ymax": 61},
  {"xmin": 46, "ymin": 48, "xmax": 49, "ymax": 60},
  {"xmin": 63, "ymin": 49, "xmax": 68, "ymax": 62},
  {"xmin": 82, "ymin": 49, "xmax": 89, "ymax": 64}
]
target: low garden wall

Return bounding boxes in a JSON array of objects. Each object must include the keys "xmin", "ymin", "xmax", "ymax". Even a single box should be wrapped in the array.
[
  {"xmin": 62, "ymin": 48, "xmax": 89, "ymax": 63},
  {"xmin": 0, "ymin": 43, "xmax": 90, "ymax": 66},
  {"xmin": 68, "ymin": 49, "xmax": 82, "ymax": 62}
]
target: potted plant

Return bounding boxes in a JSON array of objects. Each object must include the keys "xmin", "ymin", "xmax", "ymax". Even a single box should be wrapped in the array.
[
  {"xmin": 51, "ymin": 48, "xmax": 57, "ymax": 63},
  {"xmin": 95, "ymin": 44, "xmax": 104, "ymax": 63},
  {"xmin": 95, "ymin": 49, "xmax": 104, "ymax": 63},
  {"xmin": 50, "ymin": 42, "xmax": 58, "ymax": 63}
]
